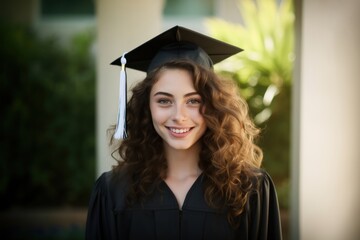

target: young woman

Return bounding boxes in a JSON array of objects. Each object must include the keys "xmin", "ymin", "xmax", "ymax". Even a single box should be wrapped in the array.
[{"xmin": 86, "ymin": 26, "xmax": 282, "ymax": 240}]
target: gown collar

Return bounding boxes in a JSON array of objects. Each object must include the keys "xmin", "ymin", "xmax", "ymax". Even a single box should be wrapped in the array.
[{"xmin": 134, "ymin": 173, "xmax": 219, "ymax": 213}]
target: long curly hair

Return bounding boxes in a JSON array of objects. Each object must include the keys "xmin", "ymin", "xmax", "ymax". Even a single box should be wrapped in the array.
[{"xmin": 111, "ymin": 60, "xmax": 263, "ymax": 226}]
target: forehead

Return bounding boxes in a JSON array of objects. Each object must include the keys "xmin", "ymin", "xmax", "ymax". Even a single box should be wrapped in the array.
[{"xmin": 151, "ymin": 68, "xmax": 196, "ymax": 94}]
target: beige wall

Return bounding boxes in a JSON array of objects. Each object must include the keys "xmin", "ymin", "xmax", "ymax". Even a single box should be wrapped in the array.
[
  {"xmin": 296, "ymin": 0, "xmax": 360, "ymax": 239},
  {"xmin": 96, "ymin": 0, "xmax": 164, "ymax": 175},
  {"xmin": 215, "ymin": 0, "xmax": 243, "ymax": 24}
]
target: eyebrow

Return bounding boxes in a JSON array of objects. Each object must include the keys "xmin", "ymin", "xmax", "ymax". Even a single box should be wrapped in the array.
[{"xmin": 153, "ymin": 91, "xmax": 200, "ymax": 97}]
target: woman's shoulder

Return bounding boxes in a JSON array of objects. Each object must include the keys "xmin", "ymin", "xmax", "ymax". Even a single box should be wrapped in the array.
[
  {"xmin": 245, "ymin": 168, "xmax": 280, "ymax": 211},
  {"xmin": 91, "ymin": 167, "xmax": 130, "ymax": 207},
  {"xmin": 247, "ymin": 167, "xmax": 276, "ymax": 192},
  {"xmin": 95, "ymin": 167, "xmax": 124, "ymax": 185},
  {"xmin": 255, "ymin": 168, "xmax": 274, "ymax": 181},
  {"xmin": 243, "ymin": 168, "xmax": 283, "ymax": 239}
]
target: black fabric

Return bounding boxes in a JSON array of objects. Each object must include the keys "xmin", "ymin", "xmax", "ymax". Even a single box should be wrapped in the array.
[
  {"xmin": 146, "ymin": 42, "xmax": 214, "ymax": 73},
  {"xmin": 85, "ymin": 169, "xmax": 282, "ymax": 240}
]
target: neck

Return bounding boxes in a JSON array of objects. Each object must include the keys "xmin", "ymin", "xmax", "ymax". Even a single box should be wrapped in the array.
[{"xmin": 164, "ymin": 143, "xmax": 202, "ymax": 180}]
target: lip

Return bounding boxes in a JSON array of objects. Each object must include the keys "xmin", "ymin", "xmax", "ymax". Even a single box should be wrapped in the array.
[{"xmin": 166, "ymin": 127, "xmax": 193, "ymax": 138}]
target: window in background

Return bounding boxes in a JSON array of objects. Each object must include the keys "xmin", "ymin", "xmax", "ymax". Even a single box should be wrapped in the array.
[
  {"xmin": 164, "ymin": 0, "xmax": 214, "ymax": 17},
  {"xmin": 41, "ymin": 0, "xmax": 95, "ymax": 16}
]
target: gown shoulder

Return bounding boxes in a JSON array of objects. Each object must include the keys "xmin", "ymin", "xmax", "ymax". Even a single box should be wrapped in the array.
[
  {"xmin": 85, "ymin": 169, "xmax": 129, "ymax": 240},
  {"xmin": 244, "ymin": 168, "xmax": 283, "ymax": 240}
]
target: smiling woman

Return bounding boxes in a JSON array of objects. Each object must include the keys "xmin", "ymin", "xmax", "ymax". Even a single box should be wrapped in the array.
[{"xmin": 85, "ymin": 26, "xmax": 282, "ymax": 240}]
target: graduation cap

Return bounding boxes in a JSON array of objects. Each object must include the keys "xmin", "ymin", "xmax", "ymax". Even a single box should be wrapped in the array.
[{"xmin": 112, "ymin": 25, "xmax": 243, "ymax": 139}]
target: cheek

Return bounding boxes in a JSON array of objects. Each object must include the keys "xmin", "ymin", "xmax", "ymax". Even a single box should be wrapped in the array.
[
  {"xmin": 150, "ymin": 105, "xmax": 168, "ymax": 124},
  {"xmin": 190, "ymin": 109, "xmax": 206, "ymax": 125}
]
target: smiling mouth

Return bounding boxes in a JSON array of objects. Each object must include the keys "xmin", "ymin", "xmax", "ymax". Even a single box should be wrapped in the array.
[{"xmin": 168, "ymin": 127, "xmax": 192, "ymax": 134}]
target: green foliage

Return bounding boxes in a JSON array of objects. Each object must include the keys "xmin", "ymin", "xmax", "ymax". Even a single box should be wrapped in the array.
[
  {"xmin": 0, "ymin": 21, "xmax": 96, "ymax": 207},
  {"xmin": 206, "ymin": 0, "xmax": 294, "ymax": 209}
]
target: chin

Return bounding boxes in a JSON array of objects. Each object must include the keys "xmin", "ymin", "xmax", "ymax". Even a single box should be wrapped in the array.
[
  {"xmin": 165, "ymin": 139, "xmax": 199, "ymax": 151},
  {"xmin": 168, "ymin": 144, "xmax": 193, "ymax": 150}
]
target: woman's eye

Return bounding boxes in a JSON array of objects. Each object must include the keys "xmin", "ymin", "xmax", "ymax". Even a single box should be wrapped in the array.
[
  {"xmin": 187, "ymin": 98, "xmax": 202, "ymax": 105},
  {"xmin": 157, "ymin": 99, "xmax": 172, "ymax": 105}
]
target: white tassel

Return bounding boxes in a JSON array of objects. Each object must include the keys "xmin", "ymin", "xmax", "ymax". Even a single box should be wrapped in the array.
[{"xmin": 114, "ymin": 53, "xmax": 128, "ymax": 139}]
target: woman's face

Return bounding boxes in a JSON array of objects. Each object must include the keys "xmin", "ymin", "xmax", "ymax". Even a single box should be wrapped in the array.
[{"xmin": 149, "ymin": 68, "xmax": 207, "ymax": 152}]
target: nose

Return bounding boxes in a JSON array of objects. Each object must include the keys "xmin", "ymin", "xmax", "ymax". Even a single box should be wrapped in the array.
[{"xmin": 172, "ymin": 103, "xmax": 187, "ymax": 122}]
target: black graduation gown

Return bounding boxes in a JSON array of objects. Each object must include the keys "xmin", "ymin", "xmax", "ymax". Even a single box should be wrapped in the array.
[{"xmin": 85, "ymin": 169, "xmax": 282, "ymax": 240}]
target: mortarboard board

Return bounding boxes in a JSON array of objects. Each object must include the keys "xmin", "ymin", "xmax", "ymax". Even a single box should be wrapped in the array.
[
  {"xmin": 112, "ymin": 25, "xmax": 243, "ymax": 139},
  {"xmin": 111, "ymin": 25, "xmax": 242, "ymax": 73}
]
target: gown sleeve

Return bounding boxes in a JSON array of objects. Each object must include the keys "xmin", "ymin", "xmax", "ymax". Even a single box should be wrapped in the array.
[
  {"xmin": 85, "ymin": 172, "xmax": 118, "ymax": 240},
  {"xmin": 248, "ymin": 171, "xmax": 282, "ymax": 240}
]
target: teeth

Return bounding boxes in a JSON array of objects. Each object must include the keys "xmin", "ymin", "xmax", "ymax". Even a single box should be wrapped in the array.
[{"xmin": 170, "ymin": 128, "xmax": 190, "ymax": 134}]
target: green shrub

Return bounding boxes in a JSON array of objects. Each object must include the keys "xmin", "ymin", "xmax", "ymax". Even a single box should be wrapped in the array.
[{"xmin": 0, "ymin": 21, "xmax": 95, "ymax": 207}]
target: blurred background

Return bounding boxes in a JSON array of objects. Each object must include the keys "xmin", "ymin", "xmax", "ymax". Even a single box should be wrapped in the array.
[{"xmin": 1, "ymin": 0, "xmax": 359, "ymax": 240}]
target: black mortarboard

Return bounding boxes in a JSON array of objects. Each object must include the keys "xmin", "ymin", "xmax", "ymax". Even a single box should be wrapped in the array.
[
  {"xmin": 112, "ymin": 25, "xmax": 243, "ymax": 139},
  {"xmin": 111, "ymin": 25, "xmax": 243, "ymax": 73}
]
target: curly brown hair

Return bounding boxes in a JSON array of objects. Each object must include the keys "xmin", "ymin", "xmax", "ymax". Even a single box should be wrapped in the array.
[{"xmin": 111, "ymin": 60, "xmax": 263, "ymax": 226}]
